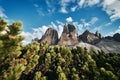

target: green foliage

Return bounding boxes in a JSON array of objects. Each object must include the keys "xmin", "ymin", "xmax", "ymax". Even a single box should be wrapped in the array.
[
  {"xmin": 0, "ymin": 18, "xmax": 120, "ymax": 80},
  {"xmin": 71, "ymin": 67, "xmax": 80, "ymax": 80},
  {"xmin": 100, "ymin": 67, "xmax": 118, "ymax": 80},
  {"xmin": 33, "ymin": 71, "xmax": 41, "ymax": 80},
  {"xmin": 56, "ymin": 66, "xmax": 68, "ymax": 80},
  {"xmin": 3, "ymin": 58, "xmax": 27, "ymax": 80}
]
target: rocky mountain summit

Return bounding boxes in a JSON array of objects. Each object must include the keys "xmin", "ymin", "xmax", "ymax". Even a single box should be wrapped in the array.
[
  {"xmin": 58, "ymin": 24, "xmax": 78, "ymax": 45},
  {"xmin": 39, "ymin": 28, "xmax": 58, "ymax": 45},
  {"xmin": 79, "ymin": 30, "xmax": 102, "ymax": 44},
  {"xmin": 38, "ymin": 24, "xmax": 120, "ymax": 53}
]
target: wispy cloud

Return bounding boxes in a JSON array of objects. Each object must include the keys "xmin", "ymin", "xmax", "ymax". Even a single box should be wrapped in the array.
[
  {"xmin": 60, "ymin": 7, "xmax": 68, "ymax": 13},
  {"xmin": 71, "ymin": 6, "xmax": 77, "ymax": 12},
  {"xmin": 33, "ymin": 4, "xmax": 39, "ymax": 8},
  {"xmin": 33, "ymin": 4, "xmax": 45, "ymax": 16},
  {"xmin": 50, "ymin": 21, "xmax": 64, "ymax": 38},
  {"xmin": 59, "ymin": 0, "xmax": 74, "ymax": 13},
  {"xmin": 78, "ymin": 0, "xmax": 100, "ymax": 8},
  {"xmin": 0, "ymin": 6, "xmax": 7, "ymax": 18},
  {"xmin": 89, "ymin": 17, "xmax": 98, "ymax": 25},
  {"xmin": 93, "ymin": 26, "xmax": 102, "ymax": 31},
  {"xmin": 93, "ymin": 21, "xmax": 113, "ymax": 32},
  {"xmin": 73, "ymin": 21, "xmax": 83, "ymax": 34},
  {"xmin": 21, "ymin": 31, "xmax": 34, "ymax": 44},
  {"xmin": 102, "ymin": 0, "xmax": 120, "ymax": 21},
  {"xmin": 32, "ymin": 0, "xmax": 120, "ymax": 21},
  {"xmin": 80, "ymin": 17, "xmax": 98, "ymax": 27},
  {"xmin": 45, "ymin": 0, "xmax": 55, "ymax": 13}
]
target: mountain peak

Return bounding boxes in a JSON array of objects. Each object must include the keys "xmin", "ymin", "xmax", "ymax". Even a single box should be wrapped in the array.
[
  {"xmin": 58, "ymin": 24, "xmax": 78, "ymax": 45},
  {"xmin": 84, "ymin": 30, "xmax": 92, "ymax": 34},
  {"xmin": 79, "ymin": 30, "xmax": 100, "ymax": 44},
  {"xmin": 39, "ymin": 27, "xmax": 58, "ymax": 45},
  {"xmin": 95, "ymin": 31, "xmax": 102, "ymax": 39},
  {"xmin": 63, "ymin": 24, "xmax": 76, "ymax": 33}
]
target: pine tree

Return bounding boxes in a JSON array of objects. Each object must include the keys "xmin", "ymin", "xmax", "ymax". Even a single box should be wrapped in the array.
[
  {"xmin": 0, "ymin": 18, "xmax": 25, "ymax": 80},
  {"xmin": 71, "ymin": 67, "xmax": 80, "ymax": 80},
  {"xmin": 56, "ymin": 66, "xmax": 68, "ymax": 80}
]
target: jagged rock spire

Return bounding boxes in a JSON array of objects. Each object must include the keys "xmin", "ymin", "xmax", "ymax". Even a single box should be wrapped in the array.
[
  {"xmin": 58, "ymin": 24, "xmax": 79, "ymax": 46},
  {"xmin": 39, "ymin": 28, "xmax": 58, "ymax": 45}
]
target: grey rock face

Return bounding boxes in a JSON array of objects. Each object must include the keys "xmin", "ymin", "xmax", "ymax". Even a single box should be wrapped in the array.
[
  {"xmin": 58, "ymin": 24, "xmax": 79, "ymax": 46},
  {"xmin": 79, "ymin": 30, "xmax": 100, "ymax": 44},
  {"xmin": 39, "ymin": 28, "xmax": 58, "ymax": 45}
]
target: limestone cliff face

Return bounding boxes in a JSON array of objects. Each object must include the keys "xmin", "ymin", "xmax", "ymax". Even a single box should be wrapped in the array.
[
  {"xmin": 79, "ymin": 30, "xmax": 101, "ymax": 44},
  {"xmin": 39, "ymin": 28, "xmax": 58, "ymax": 45},
  {"xmin": 58, "ymin": 24, "xmax": 78, "ymax": 46}
]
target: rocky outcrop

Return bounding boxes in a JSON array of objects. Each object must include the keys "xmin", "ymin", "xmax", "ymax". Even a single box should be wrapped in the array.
[
  {"xmin": 58, "ymin": 24, "xmax": 78, "ymax": 46},
  {"xmin": 113, "ymin": 33, "xmax": 120, "ymax": 42},
  {"xmin": 95, "ymin": 31, "xmax": 102, "ymax": 39},
  {"xmin": 39, "ymin": 28, "xmax": 58, "ymax": 45},
  {"xmin": 79, "ymin": 30, "xmax": 101, "ymax": 44}
]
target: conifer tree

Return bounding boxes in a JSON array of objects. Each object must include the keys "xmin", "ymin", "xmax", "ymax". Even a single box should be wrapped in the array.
[
  {"xmin": 56, "ymin": 66, "xmax": 68, "ymax": 80},
  {"xmin": 0, "ymin": 18, "xmax": 25, "ymax": 80}
]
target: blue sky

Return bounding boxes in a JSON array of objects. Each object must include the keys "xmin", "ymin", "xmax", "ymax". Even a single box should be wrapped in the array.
[{"xmin": 0, "ymin": 0, "xmax": 120, "ymax": 44}]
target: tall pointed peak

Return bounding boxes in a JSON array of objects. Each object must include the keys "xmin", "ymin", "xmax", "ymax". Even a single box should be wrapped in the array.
[
  {"xmin": 83, "ymin": 30, "xmax": 92, "ymax": 35},
  {"xmin": 39, "ymin": 27, "xmax": 58, "ymax": 45}
]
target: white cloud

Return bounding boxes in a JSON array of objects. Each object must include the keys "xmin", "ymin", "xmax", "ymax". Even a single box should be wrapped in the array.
[
  {"xmin": 102, "ymin": 0, "xmax": 120, "ymax": 21},
  {"xmin": 36, "ymin": 8, "xmax": 45, "ymax": 16},
  {"xmin": 86, "ymin": 0, "xmax": 100, "ymax": 7},
  {"xmin": 89, "ymin": 17, "xmax": 98, "ymax": 24},
  {"xmin": 93, "ymin": 26, "xmax": 102, "ymax": 31},
  {"xmin": 105, "ymin": 22, "xmax": 112, "ymax": 26},
  {"xmin": 0, "ymin": 6, "xmax": 7, "ymax": 18},
  {"xmin": 78, "ymin": 0, "xmax": 100, "ymax": 8},
  {"xmin": 45, "ymin": 0, "xmax": 55, "ymax": 13},
  {"xmin": 59, "ymin": 0, "xmax": 74, "ymax": 13},
  {"xmin": 21, "ymin": 25, "xmax": 49, "ymax": 44},
  {"xmin": 78, "ymin": 0, "xmax": 85, "ymax": 7},
  {"xmin": 80, "ymin": 17, "xmax": 98, "ymax": 27},
  {"xmin": 21, "ymin": 31, "xmax": 34, "ymax": 44},
  {"xmin": 50, "ymin": 21, "xmax": 64, "ymax": 38},
  {"xmin": 60, "ymin": 7, "xmax": 68, "ymax": 13},
  {"xmin": 66, "ymin": 17, "xmax": 73, "ymax": 22},
  {"xmin": 33, "ymin": 25, "xmax": 49, "ymax": 38},
  {"xmin": 56, "ymin": 20, "xmax": 64, "ymax": 25},
  {"xmin": 33, "ymin": 4, "xmax": 45, "ymax": 16},
  {"xmin": 71, "ymin": 6, "xmax": 77, "ymax": 12},
  {"xmin": 103, "ymin": 0, "xmax": 115, "ymax": 6},
  {"xmin": 73, "ymin": 22, "xmax": 83, "ymax": 34}
]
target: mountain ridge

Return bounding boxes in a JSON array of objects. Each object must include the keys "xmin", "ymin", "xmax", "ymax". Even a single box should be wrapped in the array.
[{"xmin": 37, "ymin": 24, "xmax": 120, "ymax": 53}]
